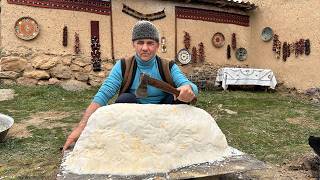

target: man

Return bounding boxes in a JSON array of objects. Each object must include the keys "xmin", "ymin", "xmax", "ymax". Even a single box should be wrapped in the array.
[{"xmin": 63, "ymin": 20, "xmax": 198, "ymax": 150}]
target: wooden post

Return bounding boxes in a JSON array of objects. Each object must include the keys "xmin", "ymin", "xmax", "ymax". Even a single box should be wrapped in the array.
[
  {"xmin": 110, "ymin": 1, "xmax": 115, "ymax": 60},
  {"xmin": 175, "ymin": 7, "xmax": 177, "ymax": 58}
]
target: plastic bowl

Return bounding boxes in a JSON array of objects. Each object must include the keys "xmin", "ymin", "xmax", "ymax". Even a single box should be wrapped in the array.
[{"xmin": 0, "ymin": 113, "xmax": 14, "ymax": 142}]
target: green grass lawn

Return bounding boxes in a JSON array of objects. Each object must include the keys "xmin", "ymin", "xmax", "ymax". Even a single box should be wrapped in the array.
[{"xmin": 0, "ymin": 85, "xmax": 319, "ymax": 179}]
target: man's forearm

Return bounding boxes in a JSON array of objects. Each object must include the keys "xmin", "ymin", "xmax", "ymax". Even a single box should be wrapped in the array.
[{"xmin": 79, "ymin": 102, "xmax": 101, "ymax": 127}]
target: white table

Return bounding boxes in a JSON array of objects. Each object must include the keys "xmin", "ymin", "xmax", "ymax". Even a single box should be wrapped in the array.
[{"xmin": 215, "ymin": 67, "xmax": 277, "ymax": 90}]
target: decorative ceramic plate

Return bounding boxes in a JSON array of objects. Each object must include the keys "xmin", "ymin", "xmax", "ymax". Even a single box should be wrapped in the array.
[
  {"xmin": 235, "ymin": 48, "xmax": 247, "ymax": 61},
  {"xmin": 212, "ymin": 32, "xmax": 225, "ymax": 48},
  {"xmin": 177, "ymin": 49, "xmax": 191, "ymax": 64},
  {"xmin": 14, "ymin": 17, "xmax": 40, "ymax": 40},
  {"xmin": 261, "ymin": 27, "xmax": 273, "ymax": 42}
]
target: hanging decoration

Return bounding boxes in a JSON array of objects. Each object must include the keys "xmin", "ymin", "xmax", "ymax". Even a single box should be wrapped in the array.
[
  {"xmin": 183, "ymin": 31, "xmax": 191, "ymax": 50},
  {"xmin": 282, "ymin": 42, "xmax": 289, "ymax": 62},
  {"xmin": 161, "ymin": 37, "xmax": 167, "ymax": 53},
  {"xmin": 14, "ymin": 17, "xmax": 40, "ymax": 41},
  {"xmin": 192, "ymin": 46, "xmax": 197, "ymax": 63},
  {"xmin": 175, "ymin": 6, "xmax": 250, "ymax": 27},
  {"xmin": 122, "ymin": 4, "xmax": 166, "ymax": 21},
  {"xmin": 212, "ymin": 32, "xmax": 225, "ymax": 48},
  {"xmin": 231, "ymin": 33, "xmax": 237, "ymax": 50},
  {"xmin": 272, "ymin": 32, "xmax": 311, "ymax": 61},
  {"xmin": 8, "ymin": 0, "xmax": 111, "ymax": 16},
  {"xmin": 295, "ymin": 39, "xmax": 305, "ymax": 57},
  {"xmin": 198, "ymin": 42, "xmax": 205, "ymax": 63},
  {"xmin": 235, "ymin": 47, "xmax": 247, "ymax": 61},
  {"xmin": 63, "ymin": 26, "xmax": 68, "ymax": 47},
  {"xmin": 177, "ymin": 49, "xmax": 192, "ymax": 65},
  {"xmin": 227, "ymin": 45, "xmax": 231, "ymax": 59},
  {"xmin": 305, "ymin": 39, "xmax": 311, "ymax": 56},
  {"xmin": 91, "ymin": 36, "xmax": 101, "ymax": 71},
  {"xmin": 261, "ymin": 27, "xmax": 273, "ymax": 42},
  {"xmin": 74, "ymin": 33, "xmax": 80, "ymax": 54},
  {"xmin": 272, "ymin": 34, "xmax": 281, "ymax": 59}
]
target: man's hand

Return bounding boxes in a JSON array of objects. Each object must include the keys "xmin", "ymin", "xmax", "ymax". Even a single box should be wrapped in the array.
[
  {"xmin": 62, "ymin": 124, "xmax": 85, "ymax": 151},
  {"xmin": 176, "ymin": 84, "xmax": 196, "ymax": 103},
  {"xmin": 62, "ymin": 102, "xmax": 101, "ymax": 151}
]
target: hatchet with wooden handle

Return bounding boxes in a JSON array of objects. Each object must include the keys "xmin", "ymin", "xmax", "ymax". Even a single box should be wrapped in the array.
[{"xmin": 135, "ymin": 73, "xmax": 197, "ymax": 104}]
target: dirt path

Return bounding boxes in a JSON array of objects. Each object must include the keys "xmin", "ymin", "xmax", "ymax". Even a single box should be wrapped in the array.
[{"xmin": 7, "ymin": 111, "xmax": 74, "ymax": 138}]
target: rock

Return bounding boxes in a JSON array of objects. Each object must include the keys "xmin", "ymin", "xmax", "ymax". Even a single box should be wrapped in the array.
[
  {"xmin": 90, "ymin": 71, "xmax": 107, "ymax": 78},
  {"xmin": 61, "ymin": 56, "xmax": 72, "ymax": 66},
  {"xmin": 17, "ymin": 77, "xmax": 38, "ymax": 86},
  {"xmin": 0, "ymin": 79, "xmax": 16, "ymax": 85},
  {"xmin": 12, "ymin": 46, "xmax": 34, "ymax": 58},
  {"xmin": 48, "ymin": 78, "xmax": 60, "ymax": 85},
  {"xmin": 31, "ymin": 55, "xmax": 59, "ymax": 69},
  {"xmin": 0, "ymin": 89, "xmax": 15, "ymax": 101},
  {"xmin": 0, "ymin": 57, "xmax": 28, "ymax": 72},
  {"xmin": 88, "ymin": 71, "xmax": 107, "ymax": 87},
  {"xmin": 0, "ymin": 71, "xmax": 20, "ymax": 79},
  {"xmin": 70, "ymin": 64, "xmax": 82, "ymax": 71},
  {"xmin": 75, "ymin": 72, "xmax": 89, "ymax": 82},
  {"xmin": 50, "ymin": 64, "xmax": 72, "ymax": 79},
  {"xmin": 24, "ymin": 63, "xmax": 34, "ymax": 72},
  {"xmin": 103, "ymin": 63, "xmax": 114, "ymax": 71},
  {"xmin": 0, "ymin": 49, "xmax": 12, "ymax": 57},
  {"xmin": 60, "ymin": 80, "xmax": 90, "ymax": 91},
  {"xmin": 37, "ymin": 80, "xmax": 50, "ymax": 86},
  {"xmin": 72, "ymin": 57, "xmax": 91, "ymax": 67},
  {"xmin": 224, "ymin": 109, "xmax": 238, "ymax": 115},
  {"xmin": 84, "ymin": 65, "xmax": 92, "ymax": 73},
  {"xmin": 24, "ymin": 70, "xmax": 50, "ymax": 80}
]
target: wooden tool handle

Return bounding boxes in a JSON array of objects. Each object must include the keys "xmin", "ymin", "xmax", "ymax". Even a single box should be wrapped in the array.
[
  {"xmin": 147, "ymin": 77, "xmax": 197, "ymax": 104},
  {"xmin": 147, "ymin": 78, "xmax": 180, "ymax": 96}
]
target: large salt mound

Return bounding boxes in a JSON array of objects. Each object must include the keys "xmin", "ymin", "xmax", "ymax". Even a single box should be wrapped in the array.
[{"xmin": 63, "ymin": 104, "xmax": 229, "ymax": 175}]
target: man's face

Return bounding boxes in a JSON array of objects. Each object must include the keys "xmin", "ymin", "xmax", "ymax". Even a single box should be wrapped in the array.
[{"xmin": 133, "ymin": 39, "xmax": 159, "ymax": 61}]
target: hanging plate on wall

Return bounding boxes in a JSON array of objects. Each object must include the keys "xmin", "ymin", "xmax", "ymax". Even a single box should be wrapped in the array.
[
  {"xmin": 235, "ymin": 47, "xmax": 247, "ymax": 61},
  {"xmin": 14, "ymin": 17, "xmax": 40, "ymax": 40},
  {"xmin": 212, "ymin": 32, "xmax": 225, "ymax": 48},
  {"xmin": 261, "ymin": 27, "xmax": 273, "ymax": 42},
  {"xmin": 177, "ymin": 48, "xmax": 191, "ymax": 64}
]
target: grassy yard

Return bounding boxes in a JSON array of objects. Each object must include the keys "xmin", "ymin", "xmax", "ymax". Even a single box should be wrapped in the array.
[{"xmin": 0, "ymin": 85, "xmax": 319, "ymax": 179}]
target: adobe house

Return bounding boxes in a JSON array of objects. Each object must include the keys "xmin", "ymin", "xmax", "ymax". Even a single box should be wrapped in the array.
[{"xmin": 0, "ymin": 0, "xmax": 319, "ymax": 91}]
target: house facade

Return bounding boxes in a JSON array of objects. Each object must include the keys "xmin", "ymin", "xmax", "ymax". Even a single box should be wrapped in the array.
[{"xmin": 0, "ymin": 0, "xmax": 318, "ymax": 90}]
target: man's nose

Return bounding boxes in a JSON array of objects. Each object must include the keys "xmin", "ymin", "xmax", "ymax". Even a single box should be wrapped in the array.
[{"xmin": 141, "ymin": 43, "xmax": 148, "ymax": 50}]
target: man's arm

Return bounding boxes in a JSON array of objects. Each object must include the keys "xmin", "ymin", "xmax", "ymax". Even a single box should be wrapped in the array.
[
  {"xmin": 63, "ymin": 61, "xmax": 123, "ymax": 151},
  {"xmin": 170, "ymin": 64, "xmax": 199, "ymax": 103},
  {"xmin": 63, "ymin": 102, "xmax": 101, "ymax": 151}
]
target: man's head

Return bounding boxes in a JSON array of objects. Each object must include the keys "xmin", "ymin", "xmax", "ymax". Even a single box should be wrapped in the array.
[{"xmin": 132, "ymin": 20, "xmax": 160, "ymax": 61}]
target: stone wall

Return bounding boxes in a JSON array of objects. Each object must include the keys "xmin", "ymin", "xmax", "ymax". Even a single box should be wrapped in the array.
[
  {"xmin": 0, "ymin": 46, "xmax": 248, "ymax": 90},
  {"xmin": 0, "ymin": 47, "xmax": 114, "ymax": 90}
]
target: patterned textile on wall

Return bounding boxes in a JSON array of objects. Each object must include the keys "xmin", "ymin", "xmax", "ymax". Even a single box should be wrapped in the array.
[
  {"xmin": 122, "ymin": 4, "xmax": 166, "ymax": 21},
  {"xmin": 175, "ymin": 6, "xmax": 250, "ymax": 27},
  {"xmin": 7, "ymin": 0, "xmax": 111, "ymax": 15}
]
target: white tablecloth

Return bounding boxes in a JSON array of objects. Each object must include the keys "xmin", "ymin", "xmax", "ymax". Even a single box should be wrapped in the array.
[{"xmin": 215, "ymin": 68, "xmax": 277, "ymax": 90}]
